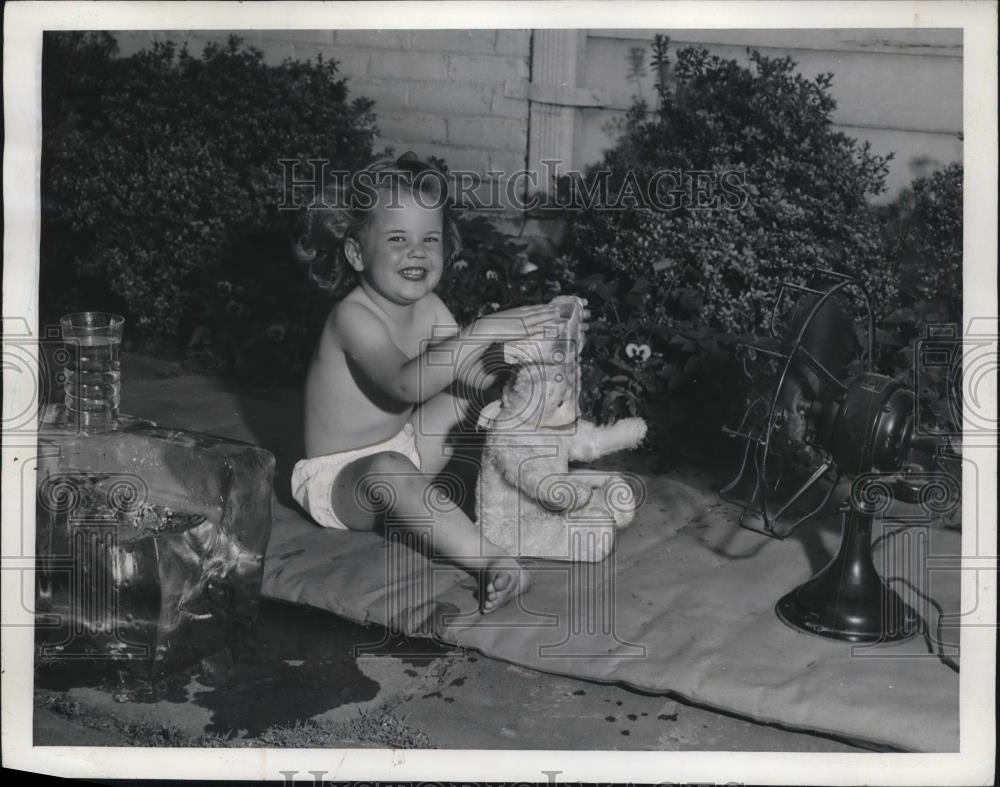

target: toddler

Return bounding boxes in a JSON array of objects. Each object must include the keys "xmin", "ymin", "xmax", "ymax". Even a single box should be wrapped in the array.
[{"xmin": 292, "ymin": 153, "xmax": 564, "ymax": 612}]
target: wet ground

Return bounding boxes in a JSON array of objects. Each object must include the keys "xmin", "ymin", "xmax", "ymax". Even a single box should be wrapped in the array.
[
  {"xmin": 34, "ymin": 600, "xmax": 869, "ymax": 751},
  {"xmin": 34, "ymin": 600, "xmax": 444, "ymax": 742}
]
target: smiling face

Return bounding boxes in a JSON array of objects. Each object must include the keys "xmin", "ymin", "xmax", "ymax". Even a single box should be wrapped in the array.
[{"xmin": 345, "ymin": 188, "xmax": 445, "ymax": 306}]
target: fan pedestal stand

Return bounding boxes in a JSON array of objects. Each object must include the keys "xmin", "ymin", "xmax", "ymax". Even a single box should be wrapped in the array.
[{"xmin": 775, "ymin": 504, "xmax": 919, "ymax": 643}]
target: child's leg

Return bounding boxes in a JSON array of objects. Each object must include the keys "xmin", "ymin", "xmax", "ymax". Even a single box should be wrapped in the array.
[
  {"xmin": 331, "ymin": 450, "xmax": 529, "ymax": 612},
  {"xmin": 410, "ymin": 384, "xmax": 497, "ymax": 478}
]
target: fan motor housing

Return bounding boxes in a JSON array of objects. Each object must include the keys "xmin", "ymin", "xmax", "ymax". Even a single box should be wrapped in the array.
[{"xmin": 828, "ymin": 373, "xmax": 914, "ymax": 474}]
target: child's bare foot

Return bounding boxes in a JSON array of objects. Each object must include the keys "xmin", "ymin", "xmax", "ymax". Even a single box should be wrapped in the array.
[{"xmin": 480, "ymin": 560, "xmax": 532, "ymax": 614}]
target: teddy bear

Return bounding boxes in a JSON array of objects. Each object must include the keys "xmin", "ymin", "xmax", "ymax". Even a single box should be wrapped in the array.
[{"xmin": 474, "ymin": 296, "xmax": 648, "ymax": 562}]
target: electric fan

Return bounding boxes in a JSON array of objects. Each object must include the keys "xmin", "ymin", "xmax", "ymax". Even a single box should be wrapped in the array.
[{"xmin": 720, "ymin": 269, "xmax": 955, "ymax": 643}]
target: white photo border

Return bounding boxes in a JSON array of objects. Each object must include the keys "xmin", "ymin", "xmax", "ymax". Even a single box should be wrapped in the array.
[{"xmin": 3, "ymin": 1, "xmax": 996, "ymax": 783}]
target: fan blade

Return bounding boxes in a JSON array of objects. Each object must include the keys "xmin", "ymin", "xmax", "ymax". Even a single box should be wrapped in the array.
[{"xmin": 785, "ymin": 293, "xmax": 859, "ymax": 402}]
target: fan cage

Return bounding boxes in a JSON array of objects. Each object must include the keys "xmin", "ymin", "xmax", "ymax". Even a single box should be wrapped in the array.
[{"xmin": 720, "ymin": 269, "xmax": 874, "ymax": 539}]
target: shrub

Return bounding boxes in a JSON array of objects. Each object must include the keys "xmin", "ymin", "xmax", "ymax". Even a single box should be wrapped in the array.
[
  {"xmin": 559, "ymin": 35, "xmax": 897, "ymax": 452},
  {"xmin": 41, "ymin": 32, "xmax": 377, "ymax": 380},
  {"xmin": 438, "ymin": 215, "xmax": 550, "ymax": 323},
  {"xmin": 877, "ymin": 163, "xmax": 963, "ymax": 431},
  {"xmin": 882, "ymin": 162, "xmax": 962, "ymax": 315}
]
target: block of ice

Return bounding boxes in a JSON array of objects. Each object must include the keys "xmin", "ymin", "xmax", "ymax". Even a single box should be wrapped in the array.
[{"xmin": 36, "ymin": 407, "xmax": 275, "ymax": 676}]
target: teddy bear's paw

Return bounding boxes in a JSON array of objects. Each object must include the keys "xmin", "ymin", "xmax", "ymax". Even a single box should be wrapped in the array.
[
  {"xmin": 542, "ymin": 478, "xmax": 594, "ymax": 511},
  {"xmin": 603, "ymin": 475, "xmax": 639, "ymax": 529},
  {"xmin": 615, "ymin": 418, "xmax": 648, "ymax": 447}
]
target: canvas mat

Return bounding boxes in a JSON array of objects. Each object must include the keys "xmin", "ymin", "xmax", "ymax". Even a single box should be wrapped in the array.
[{"xmin": 262, "ymin": 477, "xmax": 960, "ymax": 752}]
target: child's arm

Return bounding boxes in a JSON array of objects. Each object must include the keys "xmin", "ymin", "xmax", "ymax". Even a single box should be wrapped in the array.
[
  {"xmin": 427, "ymin": 297, "xmax": 506, "ymax": 393},
  {"xmin": 334, "ymin": 300, "xmax": 560, "ymax": 404}
]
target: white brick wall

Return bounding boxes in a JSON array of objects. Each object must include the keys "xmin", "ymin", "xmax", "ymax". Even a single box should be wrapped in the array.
[
  {"xmin": 369, "ymin": 49, "xmax": 451, "ymax": 82},
  {"xmin": 332, "ymin": 29, "xmax": 411, "ymax": 49},
  {"xmin": 410, "ymin": 29, "xmax": 498, "ymax": 54},
  {"xmin": 112, "ymin": 28, "xmax": 534, "ymax": 220},
  {"xmin": 375, "ymin": 113, "xmax": 449, "ymax": 146},
  {"xmin": 409, "ymin": 81, "xmax": 493, "ymax": 117}
]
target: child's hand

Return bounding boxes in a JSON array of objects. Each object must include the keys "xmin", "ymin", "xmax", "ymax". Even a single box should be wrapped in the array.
[
  {"xmin": 468, "ymin": 304, "xmax": 563, "ymax": 342},
  {"xmin": 552, "ymin": 296, "xmax": 592, "ymax": 335}
]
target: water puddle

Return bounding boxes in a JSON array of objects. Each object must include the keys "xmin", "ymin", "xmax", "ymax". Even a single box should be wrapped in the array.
[{"xmin": 35, "ymin": 599, "xmax": 454, "ymax": 739}]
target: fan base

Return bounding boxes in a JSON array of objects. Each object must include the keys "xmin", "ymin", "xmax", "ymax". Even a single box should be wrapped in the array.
[
  {"xmin": 776, "ymin": 581, "xmax": 919, "ymax": 643},
  {"xmin": 774, "ymin": 504, "xmax": 921, "ymax": 643}
]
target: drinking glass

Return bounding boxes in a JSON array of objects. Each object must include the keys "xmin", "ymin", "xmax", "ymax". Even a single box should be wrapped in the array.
[{"xmin": 60, "ymin": 312, "xmax": 124, "ymax": 433}]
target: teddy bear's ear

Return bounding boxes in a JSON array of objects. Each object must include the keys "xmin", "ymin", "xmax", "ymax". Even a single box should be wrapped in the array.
[{"xmin": 476, "ymin": 400, "xmax": 503, "ymax": 431}]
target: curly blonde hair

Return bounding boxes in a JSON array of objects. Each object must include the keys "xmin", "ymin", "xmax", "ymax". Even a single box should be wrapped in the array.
[{"xmin": 294, "ymin": 152, "xmax": 463, "ymax": 291}]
